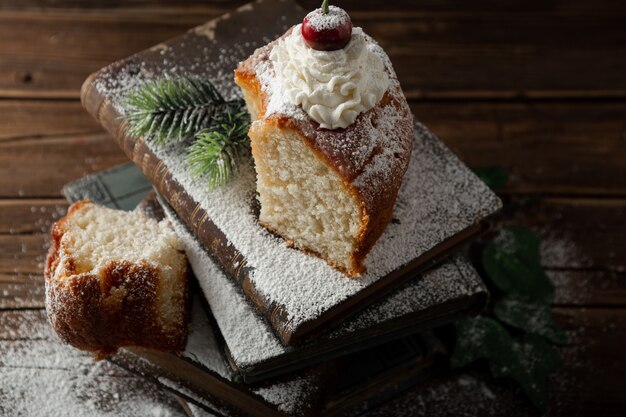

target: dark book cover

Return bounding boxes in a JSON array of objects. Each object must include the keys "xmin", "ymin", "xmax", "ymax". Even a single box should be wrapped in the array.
[
  {"xmin": 62, "ymin": 182, "xmax": 448, "ymax": 417},
  {"xmin": 64, "ymin": 166, "xmax": 488, "ymax": 384},
  {"xmin": 80, "ymin": 0, "xmax": 500, "ymax": 345}
]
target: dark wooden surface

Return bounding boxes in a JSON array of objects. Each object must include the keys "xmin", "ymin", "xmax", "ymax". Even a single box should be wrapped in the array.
[{"xmin": 0, "ymin": 1, "xmax": 624, "ymax": 416}]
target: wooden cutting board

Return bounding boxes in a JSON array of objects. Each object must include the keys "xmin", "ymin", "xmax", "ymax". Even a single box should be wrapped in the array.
[{"xmin": 80, "ymin": 0, "xmax": 501, "ymax": 345}]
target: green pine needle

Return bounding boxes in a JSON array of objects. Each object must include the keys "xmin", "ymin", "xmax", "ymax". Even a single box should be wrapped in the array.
[
  {"xmin": 124, "ymin": 77, "xmax": 244, "ymax": 144},
  {"xmin": 187, "ymin": 110, "xmax": 251, "ymax": 188}
]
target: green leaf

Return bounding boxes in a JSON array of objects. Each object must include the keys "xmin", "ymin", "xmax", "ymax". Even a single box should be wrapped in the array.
[
  {"xmin": 451, "ymin": 317, "xmax": 516, "ymax": 369},
  {"xmin": 489, "ymin": 334, "xmax": 563, "ymax": 410},
  {"xmin": 186, "ymin": 110, "xmax": 251, "ymax": 189},
  {"xmin": 473, "ymin": 166, "xmax": 508, "ymax": 190},
  {"xmin": 482, "ymin": 226, "xmax": 554, "ymax": 303},
  {"xmin": 494, "ymin": 297, "xmax": 567, "ymax": 345},
  {"xmin": 124, "ymin": 77, "xmax": 244, "ymax": 144},
  {"xmin": 453, "ymin": 317, "xmax": 563, "ymax": 410}
]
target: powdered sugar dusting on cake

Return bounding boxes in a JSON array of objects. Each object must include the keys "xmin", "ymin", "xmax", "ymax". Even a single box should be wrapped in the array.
[
  {"xmin": 305, "ymin": 6, "xmax": 349, "ymax": 31},
  {"xmin": 251, "ymin": 27, "xmax": 413, "ymax": 207}
]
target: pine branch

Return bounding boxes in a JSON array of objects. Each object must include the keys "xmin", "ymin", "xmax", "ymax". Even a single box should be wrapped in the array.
[
  {"xmin": 124, "ymin": 77, "xmax": 244, "ymax": 144},
  {"xmin": 187, "ymin": 110, "xmax": 251, "ymax": 188}
]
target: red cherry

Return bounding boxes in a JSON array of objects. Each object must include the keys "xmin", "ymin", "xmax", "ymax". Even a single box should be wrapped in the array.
[{"xmin": 301, "ymin": 5, "xmax": 352, "ymax": 51}]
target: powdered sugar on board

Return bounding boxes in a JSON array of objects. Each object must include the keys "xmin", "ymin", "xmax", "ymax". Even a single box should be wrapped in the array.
[
  {"xmin": 152, "ymin": 122, "xmax": 499, "ymax": 333},
  {"xmin": 0, "ymin": 310, "xmax": 185, "ymax": 417},
  {"xmin": 164, "ymin": 201, "xmax": 485, "ymax": 369},
  {"xmin": 167, "ymin": 206, "xmax": 287, "ymax": 366},
  {"xmin": 92, "ymin": 0, "xmax": 500, "ymax": 334},
  {"xmin": 180, "ymin": 296, "xmax": 233, "ymax": 380}
]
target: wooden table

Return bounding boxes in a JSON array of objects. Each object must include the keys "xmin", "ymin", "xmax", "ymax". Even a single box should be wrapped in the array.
[{"xmin": 1, "ymin": 1, "xmax": 624, "ymax": 416}]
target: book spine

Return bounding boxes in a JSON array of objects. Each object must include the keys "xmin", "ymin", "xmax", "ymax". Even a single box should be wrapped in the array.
[{"xmin": 80, "ymin": 75, "xmax": 293, "ymax": 344}]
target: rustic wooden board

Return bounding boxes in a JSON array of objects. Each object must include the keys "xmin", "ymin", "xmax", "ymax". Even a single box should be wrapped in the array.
[
  {"xmin": 0, "ymin": 100, "xmax": 100, "ymax": 142},
  {"xmin": 2, "ymin": 0, "xmax": 626, "ymax": 13},
  {"xmin": 0, "ymin": 273, "xmax": 44, "ymax": 309},
  {"xmin": 0, "ymin": 199, "xmax": 67, "ymax": 233},
  {"xmin": 508, "ymin": 198, "xmax": 626, "ymax": 272}
]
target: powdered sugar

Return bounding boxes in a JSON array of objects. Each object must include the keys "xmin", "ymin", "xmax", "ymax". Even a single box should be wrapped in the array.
[
  {"xmin": 0, "ymin": 310, "xmax": 185, "ymax": 417},
  {"xmin": 181, "ymin": 296, "xmax": 233, "ymax": 380},
  {"xmin": 165, "ymin": 200, "xmax": 485, "ymax": 370},
  {"xmin": 92, "ymin": 0, "xmax": 499, "ymax": 341},
  {"xmin": 252, "ymin": 376, "xmax": 314, "ymax": 414},
  {"xmin": 167, "ymin": 207, "xmax": 287, "ymax": 367},
  {"xmin": 154, "ymin": 122, "xmax": 499, "ymax": 335},
  {"xmin": 304, "ymin": 6, "xmax": 350, "ymax": 32},
  {"xmin": 251, "ymin": 26, "xmax": 413, "ymax": 207}
]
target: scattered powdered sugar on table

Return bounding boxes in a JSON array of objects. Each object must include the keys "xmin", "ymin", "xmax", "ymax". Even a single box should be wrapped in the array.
[
  {"xmin": 252, "ymin": 376, "xmax": 314, "ymax": 415},
  {"xmin": 0, "ymin": 310, "xmax": 185, "ymax": 417},
  {"xmin": 540, "ymin": 233, "xmax": 587, "ymax": 269}
]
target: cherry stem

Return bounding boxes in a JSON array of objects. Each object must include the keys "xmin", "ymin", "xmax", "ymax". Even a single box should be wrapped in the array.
[{"xmin": 321, "ymin": 0, "xmax": 330, "ymax": 14}]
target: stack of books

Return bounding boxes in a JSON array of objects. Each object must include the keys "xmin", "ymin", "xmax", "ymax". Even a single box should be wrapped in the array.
[{"xmin": 74, "ymin": 0, "xmax": 501, "ymax": 414}]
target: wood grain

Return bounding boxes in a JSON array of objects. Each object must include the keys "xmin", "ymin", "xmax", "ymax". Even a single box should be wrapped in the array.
[
  {"xmin": 0, "ymin": 4, "xmax": 624, "ymax": 98},
  {"xmin": 0, "ymin": 100, "xmax": 99, "ymax": 142},
  {"xmin": 0, "ymin": 0, "xmax": 624, "ymax": 13},
  {"xmin": 0, "ymin": 234, "xmax": 48, "ymax": 274},
  {"xmin": 413, "ymin": 101, "xmax": 626, "ymax": 196},
  {"xmin": 0, "ymin": 199, "xmax": 67, "ymax": 234},
  {"xmin": 0, "ymin": 273, "xmax": 44, "ymax": 309},
  {"xmin": 510, "ymin": 198, "xmax": 626, "ymax": 271},
  {"xmin": 0, "ymin": 133, "xmax": 127, "ymax": 198}
]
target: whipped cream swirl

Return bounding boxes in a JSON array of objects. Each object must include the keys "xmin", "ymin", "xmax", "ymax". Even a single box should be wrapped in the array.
[{"xmin": 269, "ymin": 25, "xmax": 389, "ymax": 130}]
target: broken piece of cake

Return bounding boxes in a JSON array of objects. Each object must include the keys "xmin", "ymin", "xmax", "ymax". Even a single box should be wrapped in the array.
[
  {"xmin": 44, "ymin": 200, "xmax": 189, "ymax": 358},
  {"xmin": 235, "ymin": 2, "xmax": 414, "ymax": 277}
]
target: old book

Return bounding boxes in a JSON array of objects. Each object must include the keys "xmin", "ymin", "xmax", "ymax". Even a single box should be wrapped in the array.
[
  {"xmin": 111, "ymin": 295, "xmax": 447, "ymax": 417},
  {"xmin": 163, "ymin": 197, "xmax": 486, "ymax": 383},
  {"xmin": 64, "ymin": 167, "xmax": 487, "ymax": 385},
  {"xmin": 57, "ymin": 185, "xmax": 445, "ymax": 417},
  {"xmin": 81, "ymin": 0, "xmax": 501, "ymax": 345}
]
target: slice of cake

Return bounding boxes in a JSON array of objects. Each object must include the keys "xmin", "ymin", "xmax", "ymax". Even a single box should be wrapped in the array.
[
  {"xmin": 44, "ymin": 200, "xmax": 189, "ymax": 358},
  {"xmin": 235, "ymin": 4, "xmax": 414, "ymax": 277}
]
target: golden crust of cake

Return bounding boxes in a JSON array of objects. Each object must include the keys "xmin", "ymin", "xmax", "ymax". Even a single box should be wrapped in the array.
[
  {"xmin": 235, "ymin": 29, "xmax": 414, "ymax": 277},
  {"xmin": 44, "ymin": 200, "xmax": 189, "ymax": 358}
]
